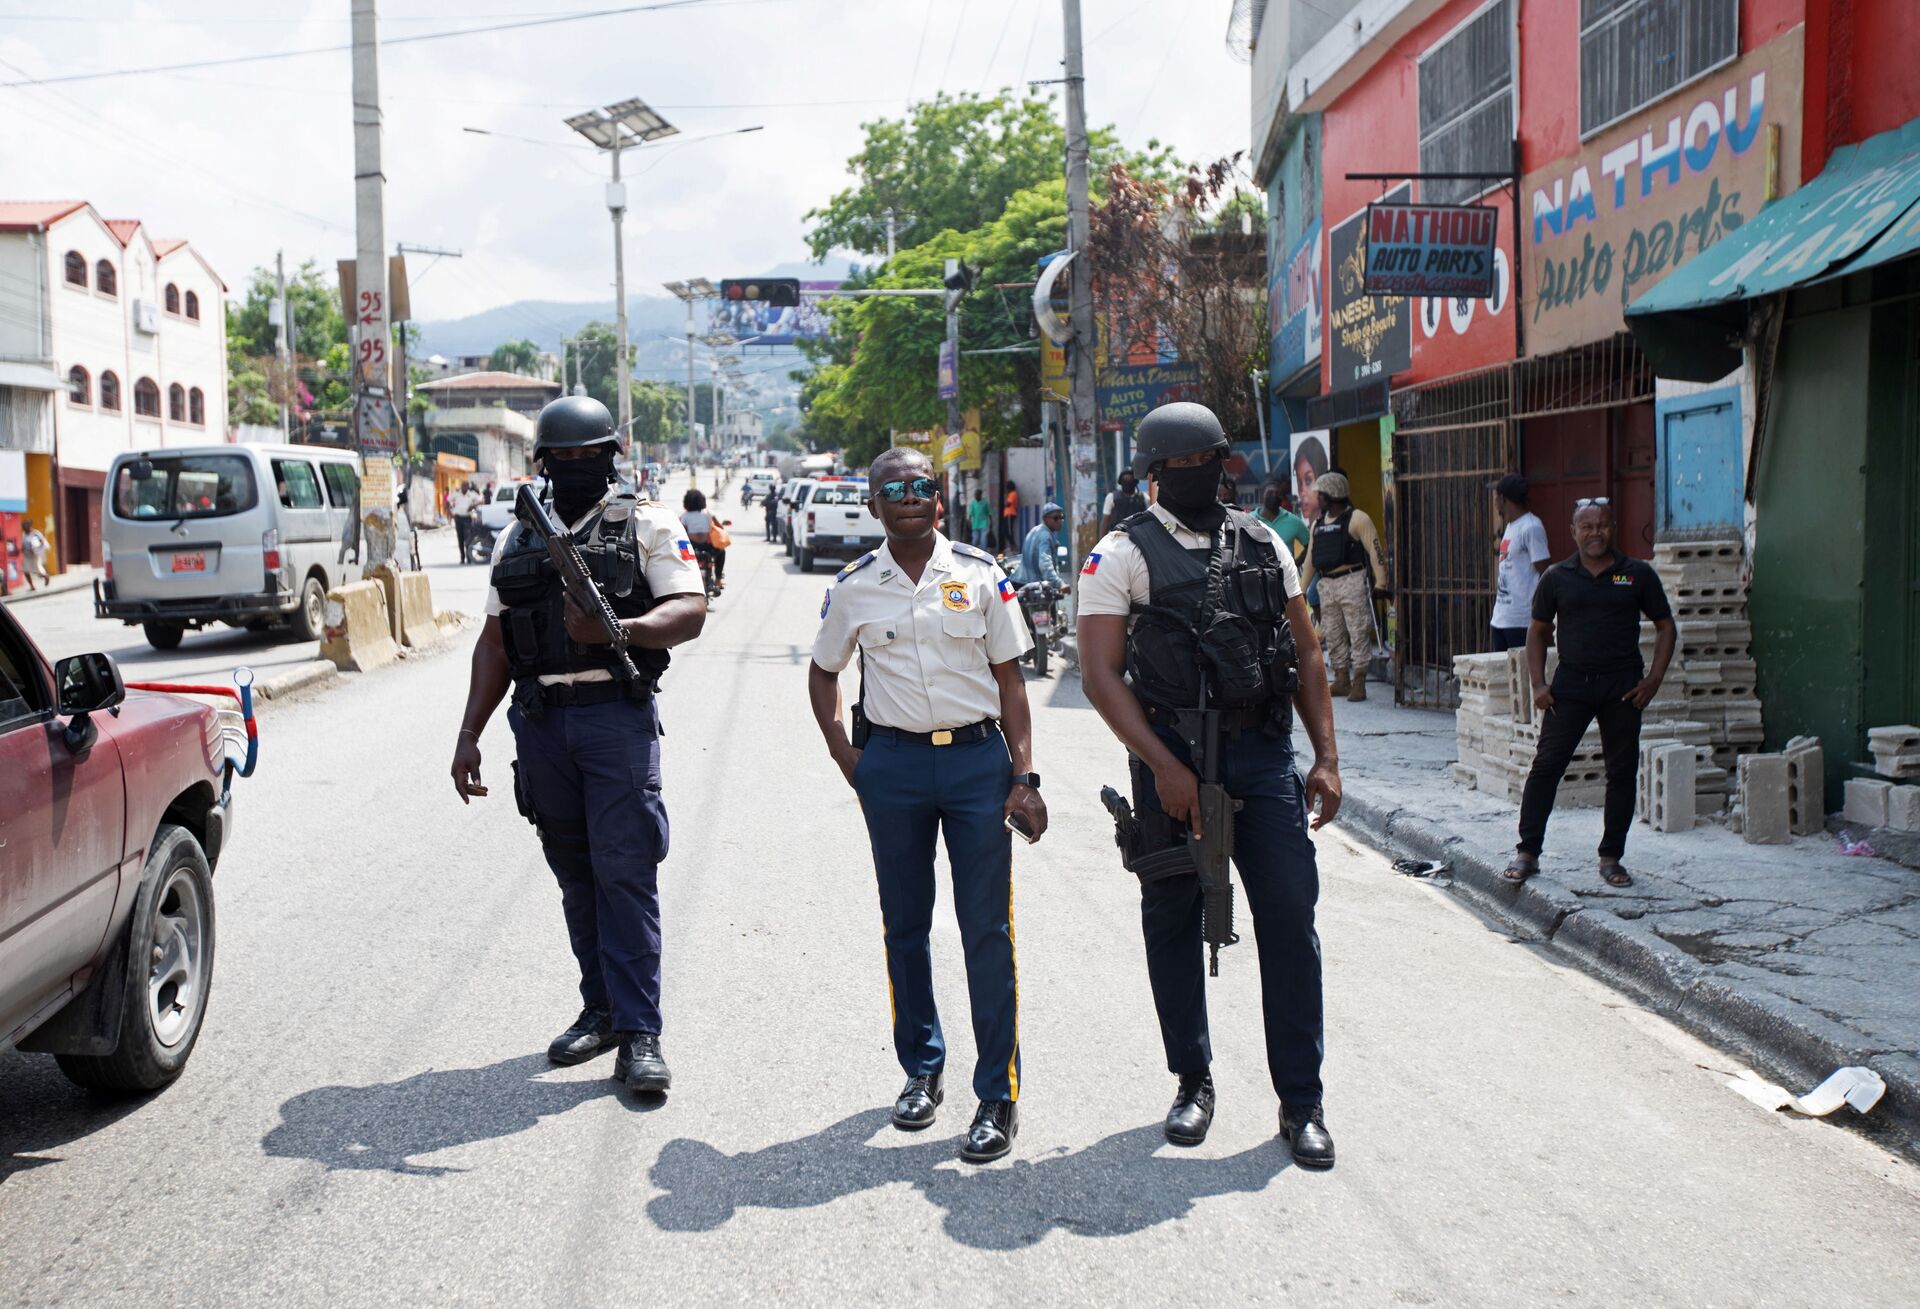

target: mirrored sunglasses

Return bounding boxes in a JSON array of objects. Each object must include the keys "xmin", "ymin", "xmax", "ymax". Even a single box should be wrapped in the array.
[{"xmin": 878, "ymin": 477, "xmax": 938, "ymax": 503}]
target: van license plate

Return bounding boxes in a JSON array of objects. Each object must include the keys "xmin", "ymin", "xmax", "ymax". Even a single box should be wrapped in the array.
[
  {"xmin": 842, "ymin": 535, "xmax": 865, "ymax": 546},
  {"xmin": 171, "ymin": 552, "xmax": 207, "ymax": 573}
]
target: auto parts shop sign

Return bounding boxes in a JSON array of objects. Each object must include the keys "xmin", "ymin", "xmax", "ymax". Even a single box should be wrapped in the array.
[
  {"xmin": 1522, "ymin": 26, "xmax": 1803, "ymax": 356},
  {"xmin": 1364, "ymin": 203, "xmax": 1499, "ymax": 298}
]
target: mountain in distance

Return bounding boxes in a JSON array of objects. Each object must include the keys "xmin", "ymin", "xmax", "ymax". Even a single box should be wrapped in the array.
[{"xmin": 412, "ymin": 257, "xmax": 857, "ymax": 361}]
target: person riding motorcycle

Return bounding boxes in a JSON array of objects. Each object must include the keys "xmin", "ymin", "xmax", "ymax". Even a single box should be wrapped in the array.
[{"xmin": 1010, "ymin": 502, "xmax": 1069, "ymax": 592}]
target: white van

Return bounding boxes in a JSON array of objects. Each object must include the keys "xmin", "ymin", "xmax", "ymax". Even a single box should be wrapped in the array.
[{"xmin": 95, "ymin": 444, "xmax": 368, "ymax": 650}]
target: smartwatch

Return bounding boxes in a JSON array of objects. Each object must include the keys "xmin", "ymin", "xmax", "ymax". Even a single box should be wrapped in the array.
[{"xmin": 1009, "ymin": 772, "xmax": 1041, "ymax": 790}]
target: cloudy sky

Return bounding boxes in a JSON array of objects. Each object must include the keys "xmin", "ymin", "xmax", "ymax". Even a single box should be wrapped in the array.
[{"xmin": 0, "ymin": 0, "xmax": 1254, "ymax": 324}]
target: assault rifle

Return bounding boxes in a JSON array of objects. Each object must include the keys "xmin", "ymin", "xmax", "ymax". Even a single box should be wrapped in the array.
[
  {"xmin": 1174, "ymin": 685, "xmax": 1244, "ymax": 976},
  {"xmin": 513, "ymin": 484, "xmax": 642, "ymax": 683}
]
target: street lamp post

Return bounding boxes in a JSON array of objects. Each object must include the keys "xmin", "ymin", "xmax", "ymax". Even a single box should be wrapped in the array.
[
  {"xmin": 663, "ymin": 277, "xmax": 716, "ymax": 463},
  {"xmin": 564, "ymin": 98, "xmax": 680, "ymax": 453}
]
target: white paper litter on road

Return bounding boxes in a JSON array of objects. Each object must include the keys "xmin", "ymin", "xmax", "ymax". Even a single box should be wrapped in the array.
[{"xmin": 1725, "ymin": 1066, "xmax": 1887, "ymax": 1116}]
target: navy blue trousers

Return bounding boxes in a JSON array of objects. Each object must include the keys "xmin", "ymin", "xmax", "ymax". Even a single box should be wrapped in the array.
[
  {"xmin": 1132, "ymin": 726, "xmax": 1324, "ymax": 1108},
  {"xmin": 852, "ymin": 731, "xmax": 1020, "ymax": 1102},
  {"xmin": 509, "ymin": 696, "xmax": 670, "ymax": 1034}
]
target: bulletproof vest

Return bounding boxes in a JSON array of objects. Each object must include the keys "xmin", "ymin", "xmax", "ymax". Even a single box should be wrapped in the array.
[
  {"xmin": 1121, "ymin": 509, "xmax": 1300, "ymax": 726},
  {"xmin": 1109, "ymin": 488, "xmax": 1147, "ymax": 519},
  {"xmin": 1310, "ymin": 506, "xmax": 1369, "ymax": 573},
  {"xmin": 489, "ymin": 495, "xmax": 671, "ymax": 693}
]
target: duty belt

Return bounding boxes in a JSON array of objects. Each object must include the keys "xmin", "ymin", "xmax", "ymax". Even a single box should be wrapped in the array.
[
  {"xmin": 865, "ymin": 718, "xmax": 998, "ymax": 747},
  {"xmin": 1321, "ymin": 564, "xmax": 1365, "ymax": 579},
  {"xmin": 1143, "ymin": 702, "xmax": 1271, "ymax": 735},
  {"xmin": 534, "ymin": 679, "xmax": 648, "ymax": 707}
]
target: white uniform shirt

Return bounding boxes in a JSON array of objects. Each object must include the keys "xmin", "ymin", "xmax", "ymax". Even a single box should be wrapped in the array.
[
  {"xmin": 485, "ymin": 493, "xmax": 704, "ymax": 685},
  {"xmin": 1491, "ymin": 510, "xmax": 1550, "ymax": 629},
  {"xmin": 811, "ymin": 532, "xmax": 1033, "ymax": 733},
  {"xmin": 1077, "ymin": 501, "xmax": 1303, "ymax": 618}
]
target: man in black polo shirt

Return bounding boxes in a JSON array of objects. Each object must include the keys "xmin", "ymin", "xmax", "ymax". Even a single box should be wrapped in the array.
[{"xmin": 1505, "ymin": 500, "xmax": 1675, "ymax": 888}]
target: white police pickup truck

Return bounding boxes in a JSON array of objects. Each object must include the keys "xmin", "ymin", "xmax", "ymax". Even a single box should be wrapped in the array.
[{"xmin": 791, "ymin": 477, "xmax": 883, "ymax": 573}]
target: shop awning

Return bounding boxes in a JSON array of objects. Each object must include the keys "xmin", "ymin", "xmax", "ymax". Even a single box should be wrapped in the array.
[
  {"xmin": 1627, "ymin": 117, "xmax": 1920, "ymax": 380},
  {"xmin": 0, "ymin": 361, "xmax": 66, "ymax": 392}
]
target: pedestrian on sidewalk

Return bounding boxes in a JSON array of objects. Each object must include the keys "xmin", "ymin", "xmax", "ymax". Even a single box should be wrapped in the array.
[
  {"xmin": 1254, "ymin": 481, "xmax": 1311, "ymax": 566},
  {"xmin": 1101, "ymin": 469, "xmax": 1147, "ymax": 534},
  {"xmin": 1506, "ymin": 499, "xmax": 1675, "ymax": 889},
  {"xmin": 1297, "ymin": 472, "xmax": 1387, "ymax": 701},
  {"xmin": 21, "ymin": 519, "xmax": 50, "ymax": 590},
  {"xmin": 1489, "ymin": 474, "xmax": 1549, "ymax": 652},
  {"xmin": 1000, "ymin": 482, "xmax": 1021, "ymax": 552},
  {"xmin": 449, "ymin": 483, "xmax": 476, "ymax": 562},
  {"xmin": 1077, "ymin": 401, "xmax": 1343, "ymax": 1169},
  {"xmin": 966, "ymin": 487, "xmax": 993, "ymax": 549},
  {"xmin": 806, "ymin": 447, "xmax": 1043, "ymax": 1165},
  {"xmin": 450, "ymin": 396, "xmax": 708, "ymax": 1099}
]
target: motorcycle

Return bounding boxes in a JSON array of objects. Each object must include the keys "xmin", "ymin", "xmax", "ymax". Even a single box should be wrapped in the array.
[{"xmin": 1017, "ymin": 579, "xmax": 1066, "ymax": 677}]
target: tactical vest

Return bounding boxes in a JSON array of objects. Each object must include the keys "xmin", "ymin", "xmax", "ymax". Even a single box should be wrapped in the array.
[
  {"xmin": 489, "ymin": 495, "xmax": 671, "ymax": 695},
  {"xmin": 1310, "ymin": 507, "xmax": 1369, "ymax": 574},
  {"xmin": 1108, "ymin": 488, "xmax": 1147, "ymax": 520},
  {"xmin": 1121, "ymin": 509, "xmax": 1300, "ymax": 731}
]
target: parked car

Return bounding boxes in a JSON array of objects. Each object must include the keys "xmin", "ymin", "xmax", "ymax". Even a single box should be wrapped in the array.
[
  {"xmin": 791, "ymin": 478, "xmax": 882, "ymax": 572},
  {"xmin": 742, "ymin": 472, "xmax": 780, "ymax": 504},
  {"xmin": 779, "ymin": 478, "xmax": 816, "ymax": 556},
  {"xmin": 474, "ymin": 477, "xmax": 542, "ymax": 561},
  {"xmin": 95, "ymin": 444, "xmax": 367, "ymax": 650},
  {"xmin": 1, "ymin": 602, "xmax": 233, "ymax": 1091}
]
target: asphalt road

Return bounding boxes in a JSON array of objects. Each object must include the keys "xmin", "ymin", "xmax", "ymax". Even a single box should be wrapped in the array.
[{"xmin": 5, "ymin": 479, "xmax": 1919, "ymax": 1307}]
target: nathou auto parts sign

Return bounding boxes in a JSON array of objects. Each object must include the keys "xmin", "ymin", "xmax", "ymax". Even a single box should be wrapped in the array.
[{"xmin": 1363, "ymin": 203, "xmax": 1500, "ymax": 298}]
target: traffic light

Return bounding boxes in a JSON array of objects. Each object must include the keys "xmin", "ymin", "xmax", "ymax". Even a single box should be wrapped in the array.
[
  {"xmin": 719, "ymin": 277, "xmax": 802, "ymax": 308},
  {"xmin": 943, "ymin": 260, "xmax": 978, "ymax": 313}
]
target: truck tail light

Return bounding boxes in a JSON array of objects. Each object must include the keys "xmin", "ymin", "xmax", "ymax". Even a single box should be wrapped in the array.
[
  {"xmin": 102, "ymin": 541, "xmax": 113, "ymax": 582},
  {"xmin": 261, "ymin": 528, "xmax": 281, "ymax": 572},
  {"xmin": 806, "ymin": 511, "xmax": 816, "ymax": 531}
]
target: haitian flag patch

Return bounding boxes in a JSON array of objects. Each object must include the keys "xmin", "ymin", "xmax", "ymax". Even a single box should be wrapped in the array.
[
  {"xmin": 997, "ymin": 577, "xmax": 1017, "ymax": 603},
  {"xmin": 1081, "ymin": 551, "xmax": 1102, "ymax": 576},
  {"xmin": 677, "ymin": 539, "xmax": 696, "ymax": 561}
]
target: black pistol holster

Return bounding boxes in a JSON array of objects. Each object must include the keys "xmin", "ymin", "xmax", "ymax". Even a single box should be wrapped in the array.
[{"xmin": 1100, "ymin": 756, "xmax": 1197, "ymax": 884}]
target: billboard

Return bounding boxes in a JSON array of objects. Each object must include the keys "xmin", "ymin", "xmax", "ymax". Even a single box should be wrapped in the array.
[
  {"xmin": 706, "ymin": 280, "xmax": 843, "ymax": 344},
  {"xmin": 1095, "ymin": 361, "xmax": 1202, "ymax": 435},
  {"xmin": 1269, "ymin": 219, "xmax": 1322, "ymax": 383},
  {"xmin": 1364, "ymin": 202, "xmax": 1500, "ymax": 298},
  {"xmin": 1328, "ymin": 184, "xmax": 1412, "ymax": 389}
]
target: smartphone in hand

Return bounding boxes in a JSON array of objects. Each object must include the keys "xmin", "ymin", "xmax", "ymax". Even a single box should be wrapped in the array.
[{"xmin": 1005, "ymin": 812, "xmax": 1037, "ymax": 844}]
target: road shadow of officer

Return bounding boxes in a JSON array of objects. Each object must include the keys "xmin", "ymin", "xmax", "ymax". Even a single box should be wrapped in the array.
[
  {"xmin": 1077, "ymin": 401, "xmax": 1344, "ymax": 1170},
  {"xmin": 806, "ymin": 447, "xmax": 1046, "ymax": 1166},
  {"xmin": 450, "ymin": 396, "xmax": 708, "ymax": 1100}
]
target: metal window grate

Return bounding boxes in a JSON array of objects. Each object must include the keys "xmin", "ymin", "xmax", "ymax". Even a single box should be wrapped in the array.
[
  {"xmin": 1513, "ymin": 332, "xmax": 1653, "ymax": 418},
  {"xmin": 1579, "ymin": 0, "xmax": 1738, "ymax": 138},
  {"xmin": 1307, "ymin": 379, "xmax": 1391, "ymax": 428},
  {"xmin": 1418, "ymin": 0, "xmax": 1514, "ymax": 206}
]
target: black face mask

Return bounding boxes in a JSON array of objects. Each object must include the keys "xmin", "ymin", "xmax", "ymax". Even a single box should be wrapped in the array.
[
  {"xmin": 545, "ymin": 451, "xmax": 616, "ymax": 521},
  {"xmin": 1154, "ymin": 459, "xmax": 1228, "ymax": 533}
]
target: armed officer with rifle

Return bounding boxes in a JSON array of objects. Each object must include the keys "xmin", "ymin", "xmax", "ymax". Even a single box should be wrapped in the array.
[
  {"xmin": 450, "ymin": 396, "xmax": 708, "ymax": 1098},
  {"xmin": 1077, "ymin": 402, "xmax": 1343, "ymax": 1168}
]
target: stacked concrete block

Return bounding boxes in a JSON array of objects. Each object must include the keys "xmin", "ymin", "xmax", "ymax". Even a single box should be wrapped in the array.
[
  {"xmin": 1867, "ymin": 725, "xmax": 1920, "ymax": 780},
  {"xmin": 1843, "ymin": 778, "xmax": 1893, "ymax": 827},
  {"xmin": 1782, "ymin": 735, "xmax": 1825, "ymax": 836},
  {"xmin": 1644, "ymin": 744, "xmax": 1697, "ymax": 833},
  {"xmin": 1452, "ymin": 653, "xmax": 1511, "ymax": 781},
  {"xmin": 1737, "ymin": 754, "xmax": 1793, "ymax": 845},
  {"xmin": 1650, "ymin": 540, "xmax": 1768, "ymax": 773},
  {"xmin": 1636, "ymin": 720, "xmax": 1723, "ymax": 821},
  {"xmin": 1451, "ymin": 651, "xmax": 1599, "ymax": 807},
  {"xmin": 1888, "ymin": 785, "xmax": 1920, "ymax": 833}
]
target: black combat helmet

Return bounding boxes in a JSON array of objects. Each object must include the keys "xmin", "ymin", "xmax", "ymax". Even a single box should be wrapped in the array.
[
  {"xmin": 533, "ymin": 395, "xmax": 619, "ymax": 459},
  {"xmin": 1131, "ymin": 401, "xmax": 1229, "ymax": 479}
]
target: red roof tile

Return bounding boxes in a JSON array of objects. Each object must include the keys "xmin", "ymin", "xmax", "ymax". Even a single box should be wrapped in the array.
[
  {"xmin": 418, "ymin": 370, "xmax": 561, "ymax": 391},
  {"xmin": 104, "ymin": 218, "xmax": 142, "ymax": 247},
  {"xmin": 0, "ymin": 200, "xmax": 88, "ymax": 232},
  {"xmin": 152, "ymin": 238, "xmax": 188, "ymax": 257}
]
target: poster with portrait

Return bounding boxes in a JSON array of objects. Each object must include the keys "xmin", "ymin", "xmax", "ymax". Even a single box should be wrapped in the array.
[{"xmin": 1289, "ymin": 428, "xmax": 1331, "ymax": 522}]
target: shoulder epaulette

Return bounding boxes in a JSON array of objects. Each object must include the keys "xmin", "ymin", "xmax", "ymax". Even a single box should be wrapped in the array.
[
  {"xmin": 834, "ymin": 552, "xmax": 877, "ymax": 583},
  {"xmin": 950, "ymin": 541, "xmax": 997, "ymax": 563}
]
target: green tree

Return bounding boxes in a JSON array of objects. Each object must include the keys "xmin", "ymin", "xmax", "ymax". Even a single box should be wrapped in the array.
[
  {"xmin": 629, "ymin": 380, "xmax": 684, "ymax": 449},
  {"xmin": 228, "ymin": 259, "xmax": 346, "ymax": 360},
  {"xmin": 804, "ymin": 91, "xmax": 1171, "ymax": 262},
  {"xmin": 572, "ymin": 321, "xmax": 623, "ymax": 414},
  {"xmin": 226, "ymin": 322, "xmax": 278, "ymax": 426},
  {"xmin": 487, "ymin": 338, "xmax": 544, "ymax": 377}
]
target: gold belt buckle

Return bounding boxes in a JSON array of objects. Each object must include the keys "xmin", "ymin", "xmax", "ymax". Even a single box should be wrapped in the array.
[{"xmin": 931, "ymin": 729, "xmax": 954, "ymax": 746}]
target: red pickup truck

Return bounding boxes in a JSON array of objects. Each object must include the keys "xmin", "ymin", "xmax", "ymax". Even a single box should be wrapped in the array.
[{"xmin": 0, "ymin": 601, "xmax": 233, "ymax": 1091}]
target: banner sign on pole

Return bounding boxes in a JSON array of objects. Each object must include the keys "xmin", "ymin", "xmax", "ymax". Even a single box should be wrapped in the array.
[
  {"xmin": 1363, "ymin": 202, "xmax": 1500, "ymax": 298},
  {"xmin": 937, "ymin": 339, "xmax": 958, "ymax": 399}
]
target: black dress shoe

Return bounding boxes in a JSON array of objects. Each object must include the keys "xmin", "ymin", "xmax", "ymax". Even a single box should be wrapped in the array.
[
  {"xmin": 613, "ymin": 1033, "xmax": 671, "ymax": 1093},
  {"xmin": 547, "ymin": 1006, "xmax": 618, "ymax": 1065},
  {"xmin": 1280, "ymin": 1103, "xmax": 1335, "ymax": 1169},
  {"xmin": 960, "ymin": 1100, "xmax": 1017, "ymax": 1164},
  {"xmin": 892, "ymin": 1073, "xmax": 944, "ymax": 1131},
  {"xmin": 1164, "ymin": 1072, "xmax": 1216, "ymax": 1146}
]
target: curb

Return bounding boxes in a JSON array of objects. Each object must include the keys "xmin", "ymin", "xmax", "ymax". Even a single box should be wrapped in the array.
[
  {"xmin": 255, "ymin": 660, "xmax": 338, "ymax": 701},
  {"xmin": 1, "ymin": 571, "xmax": 95, "ymax": 606},
  {"xmin": 1336, "ymin": 780, "xmax": 1920, "ymax": 1161}
]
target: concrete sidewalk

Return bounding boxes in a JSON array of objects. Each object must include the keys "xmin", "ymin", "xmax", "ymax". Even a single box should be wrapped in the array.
[
  {"xmin": 1, "ymin": 565, "xmax": 94, "ymax": 606},
  {"xmin": 1323, "ymin": 690, "xmax": 1920, "ymax": 1157}
]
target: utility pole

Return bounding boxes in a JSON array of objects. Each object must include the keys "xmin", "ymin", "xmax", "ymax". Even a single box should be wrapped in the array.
[
  {"xmin": 1061, "ymin": 0, "xmax": 1098, "ymax": 589},
  {"xmin": 609, "ymin": 145, "xmax": 632, "ymax": 450},
  {"xmin": 885, "ymin": 207, "xmax": 898, "ymax": 262},
  {"xmin": 350, "ymin": 0, "xmax": 401, "ymax": 567},
  {"xmin": 273, "ymin": 250, "xmax": 291, "ymax": 440},
  {"xmin": 943, "ymin": 259, "xmax": 963, "ymax": 443}
]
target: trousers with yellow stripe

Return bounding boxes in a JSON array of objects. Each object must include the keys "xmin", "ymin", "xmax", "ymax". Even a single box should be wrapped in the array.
[{"xmin": 851, "ymin": 729, "xmax": 1020, "ymax": 1102}]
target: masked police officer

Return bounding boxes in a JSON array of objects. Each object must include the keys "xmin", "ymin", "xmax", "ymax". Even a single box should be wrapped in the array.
[
  {"xmin": 1076, "ymin": 402, "xmax": 1344, "ymax": 1168},
  {"xmin": 451, "ymin": 396, "xmax": 708, "ymax": 1097},
  {"xmin": 806, "ymin": 447, "xmax": 1045, "ymax": 1164}
]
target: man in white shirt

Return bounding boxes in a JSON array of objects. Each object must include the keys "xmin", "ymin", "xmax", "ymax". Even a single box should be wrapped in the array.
[
  {"xmin": 806, "ymin": 446, "xmax": 1043, "ymax": 1164},
  {"xmin": 1489, "ymin": 474, "xmax": 1550, "ymax": 651}
]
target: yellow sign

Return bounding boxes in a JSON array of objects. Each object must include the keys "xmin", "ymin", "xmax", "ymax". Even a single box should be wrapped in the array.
[
  {"xmin": 897, "ymin": 430, "xmax": 936, "ymax": 460},
  {"xmin": 939, "ymin": 580, "xmax": 971, "ymax": 612},
  {"xmin": 1040, "ymin": 338, "xmax": 1067, "ymax": 400},
  {"xmin": 935, "ymin": 411, "xmax": 983, "ymax": 472}
]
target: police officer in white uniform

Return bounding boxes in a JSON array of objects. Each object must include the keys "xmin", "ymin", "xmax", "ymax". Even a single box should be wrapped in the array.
[{"xmin": 806, "ymin": 446, "xmax": 1046, "ymax": 1164}]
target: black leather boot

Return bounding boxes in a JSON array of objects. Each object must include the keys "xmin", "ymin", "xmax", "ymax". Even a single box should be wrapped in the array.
[
  {"xmin": 959, "ymin": 1100, "xmax": 1017, "ymax": 1163},
  {"xmin": 1164, "ymin": 1072, "xmax": 1216, "ymax": 1146},
  {"xmin": 1280, "ymin": 1103, "xmax": 1335, "ymax": 1169},
  {"xmin": 892, "ymin": 1073, "xmax": 944, "ymax": 1131},
  {"xmin": 547, "ymin": 1007, "xmax": 617, "ymax": 1065},
  {"xmin": 613, "ymin": 1033, "xmax": 671, "ymax": 1094}
]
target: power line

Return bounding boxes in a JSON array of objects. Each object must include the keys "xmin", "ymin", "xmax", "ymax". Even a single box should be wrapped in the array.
[
  {"xmin": 0, "ymin": 0, "xmax": 783, "ymax": 89},
  {"xmin": 903, "ymin": 0, "xmax": 935, "ymax": 109},
  {"xmin": 978, "ymin": 0, "xmax": 1020, "ymax": 92},
  {"xmin": 935, "ymin": 0, "xmax": 972, "ymax": 93}
]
